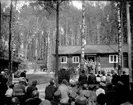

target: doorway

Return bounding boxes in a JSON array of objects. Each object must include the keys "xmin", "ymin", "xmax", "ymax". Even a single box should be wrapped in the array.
[{"xmin": 86, "ymin": 56, "xmax": 95, "ymax": 62}]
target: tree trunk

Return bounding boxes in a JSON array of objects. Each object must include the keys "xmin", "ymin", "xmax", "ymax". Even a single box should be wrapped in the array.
[
  {"xmin": 80, "ymin": 0, "xmax": 86, "ymax": 71},
  {"xmin": 65, "ymin": 19, "xmax": 68, "ymax": 45},
  {"xmin": 8, "ymin": 0, "xmax": 13, "ymax": 85},
  {"xmin": 55, "ymin": 1, "xmax": 59, "ymax": 86},
  {"xmin": 0, "ymin": 1, "xmax": 1, "ymax": 40},
  {"xmin": 117, "ymin": 2, "xmax": 122, "ymax": 75},
  {"xmin": 126, "ymin": 1, "xmax": 132, "ymax": 83}
]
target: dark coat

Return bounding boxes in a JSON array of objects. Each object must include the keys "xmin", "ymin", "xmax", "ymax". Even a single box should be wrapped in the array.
[
  {"xmin": 88, "ymin": 73, "xmax": 96, "ymax": 84},
  {"xmin": 78, "ymin": 73, "xmax": 88, "ymax": 86},
  {"xmin": 45, "ymin": 84, "xmax": 56, "ymax": 101},
  {"xmin": 0, "ymin": 77, "xmax": 8, "ymax": 105},
  {"xmin": 25, "ymin": 97, "xmax": 42, "ymax": 105},
  {"xmin": 112, "ymin": 74, "xmax": 120, "ymax": 85},
  {"xmin": 105, "ymin": 89, "xmax": 117, "ymax": 105},
  {"xmin": 26, "ymin": 85, "xmax": 38, "ymax": 99}
]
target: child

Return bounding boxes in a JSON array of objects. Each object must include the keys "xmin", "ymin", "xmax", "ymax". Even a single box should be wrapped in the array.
[{"xmin": 5, "ymin": 84, "xmax": 14, "ymax": 105}]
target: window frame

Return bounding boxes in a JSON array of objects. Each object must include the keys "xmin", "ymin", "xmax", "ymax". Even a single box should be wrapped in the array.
[
  {"xmin": 60, "ymin": 56, "xmax": 67, "ymax": 63},
  {"xmin": 109, "ymin": 55, "xmax": 118, "ymax": 63},
  {"xmin": 72, "ymin": 56, "xmax": 79, "ymax": 63}
]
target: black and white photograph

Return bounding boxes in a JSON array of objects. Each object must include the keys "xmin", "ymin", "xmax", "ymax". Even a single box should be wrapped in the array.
[{"xmin": 0, "ymin": 0, "xmax": 133, "ymax": 105}]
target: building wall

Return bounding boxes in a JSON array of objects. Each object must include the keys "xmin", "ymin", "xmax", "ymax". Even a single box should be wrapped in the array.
[
  {"xmin": 59, "ymin": 55, "xmax": 69, "ymax": 69},
  {"xmin": 57, "ymin": 53, "xmax": 127, "ymax": 72},
  {"xmin": 59, "ymin": 55, "xmax": 80, "ymax": 69},
  {"xmin": 100, "ymin": 54, "xmax": 118, "ymax": 68}
]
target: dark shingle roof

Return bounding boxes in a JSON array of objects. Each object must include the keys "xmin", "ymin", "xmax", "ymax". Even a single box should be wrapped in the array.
[{"xmin": 58, "ymin": 44, "xmax": 128, "ymax": 54}]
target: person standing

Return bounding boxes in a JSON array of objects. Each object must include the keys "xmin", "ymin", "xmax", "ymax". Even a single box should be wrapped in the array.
[
  {"xmin": 0, "ymin": 77, "xmax": 8, "ymax": 105},
  {"xmin": 78, "ymin": 70, "xmax": 88, "ymax": 86},
  {"xmin": 88, "ymin": 71, "xmax": 96, "ymax": 85},
  {"xmin": 97, "ymin": 62, "xmax": 101, "ymax": 73}
]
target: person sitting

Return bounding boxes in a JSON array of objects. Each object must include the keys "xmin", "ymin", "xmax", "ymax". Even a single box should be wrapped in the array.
[
  {"xmin": 88, "ymin": 71, "xmax": 96, "ymax": 85},
  {"xmin": 105, "ymin": 83, "xmax": 116, "ymax": 105},
  {"xmin": 13, "ymin": 78, "xmax": 26, "ymax": 105},
  {"xmin": 69, "ymin": 82, "xmax": 78, "ymax": 102},
  {"xmin": 25, "ymin": 90, "xmax": 42, "ymax": 105},
  {"xmin": 26, "ymin": 80, "xmax": 38, "ymax": 99},
  {"xmin": 106, "ymin": 73, "xmax": 112, "ymax": 84},
  {"xmin": 11, "ymin": 97, "xmax": 20, "ymax": 105},
  {"xmin": 96, "ymin": 74, "xmax": 101, "ymax": 84},
  {"xmin": 82, "ymin": 84, "xmax": 90, "ymax": 99},
  {"xmin": 88, "ymin": 85, "xmax": 97, "ymax": 105},
  {"xmin": 75, "ymin": 88, "xmax": 88, "ymax": 105},
  {"xmin": 58, "ymin": 79, "xmax": 70, "ymax": 105},
  {"xmin": 101, "ymin": 73, "xmax": 106, "ymax": 83},
  {"xmin": 97, "ymin": 93, "xmax": 106, "ymax": 105},
  {"xmin": 96, "ymin": 83, "xmax": 105, "ymax": 96},
  {"xmin": 45, "ymin": 79, "xmax": 56, "ymax": 101},
  {"xmin": 5, "ymin": 84, "xmax": 14, "ymax": 105}
]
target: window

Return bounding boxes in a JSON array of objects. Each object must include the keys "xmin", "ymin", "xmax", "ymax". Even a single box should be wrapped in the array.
[
  {"xmin": 72, "ymin": 56, "xmax": 79, "ymax": 63},
  {"xmin": 109, "ymin": 55, "xmax": 118, "ymax": 63},
  {"xmin": 123, "ymin": 53, "xmax": 128, "ymax": 68},
  {"xmin": 60, "ymin": 56, "xmax": 67, "ymax": 63}
]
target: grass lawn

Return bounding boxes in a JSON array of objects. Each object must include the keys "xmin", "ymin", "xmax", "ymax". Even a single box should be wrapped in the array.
[{"xmin": 26, "ymin": 74, "xmax": 52, "ymax": 85}]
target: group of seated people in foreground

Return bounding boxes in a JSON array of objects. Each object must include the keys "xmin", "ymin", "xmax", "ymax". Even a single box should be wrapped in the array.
[
  {"xmin": 0, "ymin": 69, "xmax": 133, "ymax": 105},
  {"xmin": 44, "ymin": 70, "xmax": 133, "ymax": 105}
]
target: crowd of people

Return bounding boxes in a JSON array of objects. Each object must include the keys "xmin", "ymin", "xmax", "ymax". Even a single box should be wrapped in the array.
[
  {"xmin": 44, "ymin": 70, "xmax": 133, "ymax": 105},
  {"xmin": 0, "ymin": 70, "xmax": 39, "ymax": 105},
  {"xmin": 0, "ymin": 69, "xmax": 133, "ymax": 105}
]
